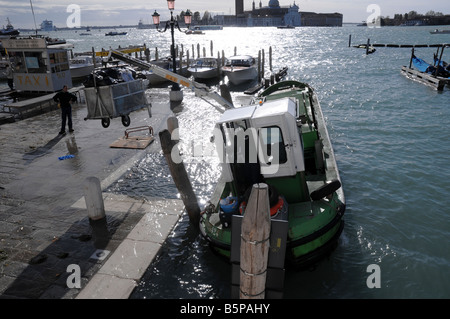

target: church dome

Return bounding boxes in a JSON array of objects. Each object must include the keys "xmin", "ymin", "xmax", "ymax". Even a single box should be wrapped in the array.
[{"xmin": 269, "ymin": 0, "xmax": 280, "ymax": 8}]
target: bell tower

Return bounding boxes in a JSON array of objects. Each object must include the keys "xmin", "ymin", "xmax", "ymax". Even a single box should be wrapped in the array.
[{"xmin": 235, "ymin": 0, "xmax": 244, "ymax": 15}]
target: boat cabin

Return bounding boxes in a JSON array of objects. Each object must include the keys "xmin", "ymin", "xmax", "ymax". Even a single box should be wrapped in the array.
[
  {"xmin": 215, "ymin": 96, "xmax": 310, "ymax": 202},
  {"xmin": 2, "ymin": 37, "xmax": 73, "ymax": 92}
]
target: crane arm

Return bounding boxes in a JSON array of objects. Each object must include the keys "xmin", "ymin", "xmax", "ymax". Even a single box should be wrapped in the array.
[{"xmin": 108, "ymin": 49, "xmax": 234, "ymax": 113}]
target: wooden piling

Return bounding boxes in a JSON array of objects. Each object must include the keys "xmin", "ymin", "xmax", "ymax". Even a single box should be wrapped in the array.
[
  {"xmin": 217, "ymin": 51, "xmax": 221, "ymax": 77},
  {"xmin": 83, "ymin": 176, "xmax": 105, "ymax": 221},
  {"xmin": 435, "ymin": 45, "xmax": 445, "ymax": 76},
  {"xmin": 262, "ymin": 49, "xmax": 265, "ymax": 81},
  {"xmin": 348, "ymin": 34, "xmax": 352, "ymax": 47},
  {"xmin": 269, "ymin": 46, "xmax": 273, "ymax": 72},
  {"xmin": 258, "ymin": 50, "xmax": 261, "ymax": 82},
  {"xmin": 240, "ymin": 183, "xmax": 271, "ymax": 299},
  {"xmin": 409, "ymin": 48, "xmax": 414, "ymax": 68},
  {"xmin": 159, "ymin": 129, "xmax": 200, "ymax": 226}
]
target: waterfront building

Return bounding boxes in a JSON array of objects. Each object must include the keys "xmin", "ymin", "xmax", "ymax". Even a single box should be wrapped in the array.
[{"xmin": 215, "ymin": 0, "xmax": 342, "ymax": 27}]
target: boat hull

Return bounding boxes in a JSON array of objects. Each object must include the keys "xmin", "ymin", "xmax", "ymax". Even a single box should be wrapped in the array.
[
  {"xmin": 200, "ymin": 197, "xmax": 345, "ymax": 269},
  {"xmin": 70, "ymin": 65, "xmax": 94, "ymax": 80},
  {"xmin": 222, "ymin": 66, "xmax": 258, "ymax": 85},
  {"xmin": 188, "ymin": 67, "xmax": 221, "ymax": 80}
]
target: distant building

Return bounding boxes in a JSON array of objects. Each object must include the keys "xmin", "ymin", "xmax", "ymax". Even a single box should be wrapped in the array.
[
  {"xmin": 40, "ymin": 19, "xmax": 56, "ymax": 31},
  {"xmin": 301, "ymin": 12, "xmax": 343, "ymax": 27},
  {"xmin": 214, "ymin": 0, "xmax": 342, "ymax": 27}
]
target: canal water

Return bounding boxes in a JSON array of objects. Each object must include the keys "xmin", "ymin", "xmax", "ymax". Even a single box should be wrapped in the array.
[{"xmin": 2, "ymin": 25, "xmax": 449, "ymax": 298}]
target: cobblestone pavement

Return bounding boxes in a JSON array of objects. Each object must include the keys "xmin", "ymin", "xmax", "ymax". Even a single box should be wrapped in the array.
[{"xmin": 0, "ymin": 94, "xmax": 176, "ymax": 299}]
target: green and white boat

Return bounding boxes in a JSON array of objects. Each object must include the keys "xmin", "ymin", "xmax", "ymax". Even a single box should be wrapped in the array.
[{"xmin": 199, "ymin": 80, "xmax": 345, "ymax": 268}]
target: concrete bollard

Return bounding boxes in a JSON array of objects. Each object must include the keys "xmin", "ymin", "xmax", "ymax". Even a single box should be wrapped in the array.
[
  {"xmin": 83, "ymin": 176, "xmax": 105, "ymax": 221},
  {"xmin": 169, "ymin": 90, "xmax": 183, "ymax": 102}
]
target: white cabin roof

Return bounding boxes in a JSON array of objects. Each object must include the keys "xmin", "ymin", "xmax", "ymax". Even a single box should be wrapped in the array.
[
  {"xmin": 217, "ymin": 105, "xmax": 256, "ymax": 124},
  {"xmin": 252, "ymin": 97, "xmax": 297, "ymax": 120},
  {"xmin": 217, "ymin": 97, "xmax": 297, "ymax": 126}
]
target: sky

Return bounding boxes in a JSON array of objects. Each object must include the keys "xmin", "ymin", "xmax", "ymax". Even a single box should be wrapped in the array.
[{"xmin": 0, "ymin": 0, "xmax": 448, "ymax": 29}]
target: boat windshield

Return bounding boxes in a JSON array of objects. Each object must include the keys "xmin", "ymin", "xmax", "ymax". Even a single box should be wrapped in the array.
[
  {"xmin": 225, "ymin": 58, "xmax": 253, "ymax": 67},
  {"xmin": 218, "ymin": 122, "xmax": 287, "ymax": 166},
  {"xmin": 259, "ymin": 126, "xmax": 288, "ymax": 165}
]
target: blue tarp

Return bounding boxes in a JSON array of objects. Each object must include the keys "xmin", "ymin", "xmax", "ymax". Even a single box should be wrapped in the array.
[
  {"xmin": 412, "ymin": 55, "xmax": 450, "ymax": 78},
  {"xmin": 412, "ymin": 55, "xmax": 431, "ymax": 73}
]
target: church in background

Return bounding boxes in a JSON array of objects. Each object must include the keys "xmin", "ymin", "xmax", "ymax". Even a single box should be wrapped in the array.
[{"xmin": 215, "ymin": 0, "xmax": 342, "ymax": 27}]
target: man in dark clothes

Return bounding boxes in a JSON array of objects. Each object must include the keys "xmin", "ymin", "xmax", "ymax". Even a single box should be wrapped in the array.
[{"xmin": 53, "ymin": 85, "xmax": 77, "ymax": 135}]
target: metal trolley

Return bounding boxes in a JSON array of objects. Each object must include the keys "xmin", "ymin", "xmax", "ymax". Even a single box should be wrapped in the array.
[{"xmin": 84, "ymin": 79, "xmax": 150, "ymax": 128}]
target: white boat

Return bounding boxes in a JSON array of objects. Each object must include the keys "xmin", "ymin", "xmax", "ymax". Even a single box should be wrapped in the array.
[
  {"xmin": 185, "ymin": 27, "xmax": 204, "ymax": 35},
  {"xmin": 70, "ymin": 55, "xmax": 101, "ymax": 80},
  {"xmin": 222, "ymin": 55, "xmax": 258, "ymax": 85},
  {"xmin": 187, "ymin": 57, "xmax": 221, "ymax": 80}
]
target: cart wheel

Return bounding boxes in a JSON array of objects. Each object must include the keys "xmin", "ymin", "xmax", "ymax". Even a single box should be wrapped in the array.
[
  {"xmin": 121, "ymin": 115, "xmax": 131, "ymax": 127},
  {"xmin": 101, "ymin": 118, "xmax": 110, "ymax": 128}
]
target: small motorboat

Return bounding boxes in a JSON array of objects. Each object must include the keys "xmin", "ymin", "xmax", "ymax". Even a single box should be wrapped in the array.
[
  {"xmin": 0, "ymin": 18, "xmax": 20, "ymax": 37},
  {"xmin": 222, "ymin": 55, "xmax": 258, "ymax": 85},
  {"xmin": 429, "ymin": 29, "xmax": 450, "ymax": 34},
  {"xmin": 187, "ymin": 57, "xmax": 221, "ymax": 80},
  {"xmin": 105, "ymin": 31, "xmax": 127, "ymax": 36}
]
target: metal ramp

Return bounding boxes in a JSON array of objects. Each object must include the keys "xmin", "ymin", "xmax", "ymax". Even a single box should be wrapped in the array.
[{"xmin": 109, "ymin": 126, "xmax": 155, "ymax": 149}]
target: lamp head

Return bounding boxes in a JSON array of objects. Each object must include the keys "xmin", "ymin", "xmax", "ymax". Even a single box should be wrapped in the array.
[
  {"xmin": 152, "ymin": 10, "xmax": 160, "ymax": 26},
  {"xmin": 167, "ymin": 0, "xmax": 175, "ymax": 11},
  {"xmin": 184, "ymin": 9, "xmax": 192, "ymax": 27}
]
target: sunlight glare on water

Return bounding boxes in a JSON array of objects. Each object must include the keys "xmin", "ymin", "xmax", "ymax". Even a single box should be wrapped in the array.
[{"xmin": 36, "ymin": 25, "xmax": 450, "ymax": 298}]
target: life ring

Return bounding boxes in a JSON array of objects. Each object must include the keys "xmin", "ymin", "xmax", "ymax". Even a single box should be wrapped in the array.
[
  {"xmin": 270, "ymin": 196, "xmax": 284, "ymax": 217},
  {"xmin": 239, "ymin": 201, "xmax": 246, "ymax": 214}
]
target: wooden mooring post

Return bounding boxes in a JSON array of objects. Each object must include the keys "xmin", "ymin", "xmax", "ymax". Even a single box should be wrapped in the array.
[
  {"xmin": 159, "ymin": 129, "xmax": 201, "ymax": 226},
  {"xmin": 240, "ymin": 183, "xmax": 271, "ymax": 299}
]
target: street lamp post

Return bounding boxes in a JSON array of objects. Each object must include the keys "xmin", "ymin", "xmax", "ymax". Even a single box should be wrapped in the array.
[{"xmin": 152, "ymin": 1, "xmax": 192, "ymax": 102}]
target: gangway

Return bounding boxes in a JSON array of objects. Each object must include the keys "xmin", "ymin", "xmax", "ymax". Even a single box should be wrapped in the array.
[{"xmin": 107, "ymin": 49, "xmax": 235, "ymax": 113}]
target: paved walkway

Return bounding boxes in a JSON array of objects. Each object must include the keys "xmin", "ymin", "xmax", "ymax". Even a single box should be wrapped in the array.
[{"xmin": 0, "ymin": 91, "xmax": 184, "ymax": 299}]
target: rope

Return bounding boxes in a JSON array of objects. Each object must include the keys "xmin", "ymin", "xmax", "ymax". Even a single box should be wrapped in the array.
[
  {"xmin": 239, "ymin": 288, "xmax": 265, "ymax": 298},
  {"xmin": 240, "ymin": 235, "xmax": 270, "ymax": 246},
  {"xmin": 240, "ymin": 267, "xmax": 267, "ymax": 277}
]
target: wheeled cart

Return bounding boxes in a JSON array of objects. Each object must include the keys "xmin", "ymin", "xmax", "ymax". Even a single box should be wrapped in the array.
[{"xmin": 84, "ymin": 79, "xmax": 150, "ymax": 128}]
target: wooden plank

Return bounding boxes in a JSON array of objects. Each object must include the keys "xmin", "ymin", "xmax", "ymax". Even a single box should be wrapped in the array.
[
  {"xmin": 240, "ymin": 183, "xmax": 271, "ymax": 299},
  {"xmin": 400, "ymin": 66, "xmax": 447, "ymax": 91}
]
